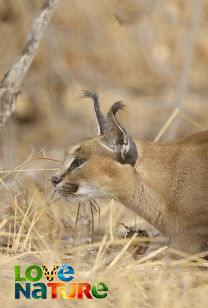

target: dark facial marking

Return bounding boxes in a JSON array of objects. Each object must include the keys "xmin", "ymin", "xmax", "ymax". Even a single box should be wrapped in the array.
[
  {"xmin": 62, "ymin": 183, "xmax": 79, "ymax": 194},
  {"xmin": 51, "ymin": 175, "xmax": 62, "ymax": 186},
  {"xmin": 68, "ymin": 158, "xmax": 86, "ymax": 172}
]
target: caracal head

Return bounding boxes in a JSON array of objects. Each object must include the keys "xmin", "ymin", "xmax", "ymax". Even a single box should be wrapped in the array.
[{"xmin": 51, "ymin": 91, "xmax": 138, "ymax": 202}]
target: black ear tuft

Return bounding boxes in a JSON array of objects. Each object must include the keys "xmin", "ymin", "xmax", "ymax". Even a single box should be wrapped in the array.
[
  {"xmin": 108, "ymin": 101, "xmax": 126, "ymax": 115},
  {"xmin": 82, "ymin": 90, "xmax": 99, "ymax": 102},
  {"xmin": 82, "ymin": 90, "xmax": 106, "ymax": 135}
]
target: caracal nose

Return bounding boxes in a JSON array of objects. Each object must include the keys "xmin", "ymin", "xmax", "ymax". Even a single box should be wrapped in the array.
[{"xmin": 51, "ymin": 175, "xmax": 62, "ymax": 186}]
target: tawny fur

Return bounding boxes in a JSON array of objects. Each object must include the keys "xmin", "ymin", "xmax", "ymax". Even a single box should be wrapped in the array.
[{"xmin": 52, "ymin": 92, "xmax": 208, "ymax": 256}]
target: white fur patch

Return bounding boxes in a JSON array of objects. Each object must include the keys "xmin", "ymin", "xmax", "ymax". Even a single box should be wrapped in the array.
[
  {"xmin": 98, "ymin": 140, "xmax": 116, "ymax": 152},
  {"xmin": 77, "ymin": 182, "xmax": 105, "ymax": 199},
  {"xmin": 70, "ymin": 144, "xmax": 81, "ymax": 153},
  {"xmin": 64, "ymin": 144, "xmax": 82, "ymax": 169},
  {"xmin": 64, "ymin": 157, "xmax": 75, "ymax": 169},
  {"xmin": 77, "ymin": 161, "xmax": 86, "ymax": 169},
  {"xmin": 94, "ymin": 112, "xmax": 101, "ymax": 136},
  {"xmin": 121, "ymin": 137, "xmax": 130, "ymax": 159}
]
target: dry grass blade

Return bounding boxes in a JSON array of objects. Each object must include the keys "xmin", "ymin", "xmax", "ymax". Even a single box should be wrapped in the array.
[
  {"xmin": 0, "ymin": 232, "xmax": 27, "ymax": 238},
  {"xmin": 93, "ymin": 199, "xmax": 101, "ymax": 229},
  {"xmin": 109, "ymin": 200, "xmax": 114, "ymax": 241},
  {"xmin": 178, "ymin": 111, "xmax": 207, "ymax": 131},
  {"xmin": 0, "ymin": 151, "xmax": 61, "ymax": 180},
  {"xmin": 43, "ymin": 149, "xmax": 48, "ymax": 207},
  {"xmin": 90, "ymin": 200, "xmax": 95, "ymax": 243},
  {"xmin": 21, "ymin": 208, "xmax": 44, "ymax": 252},
  {"xmin": 90, "ymin": 199, "xmax": 98, "ymax": 212},
  {"xmin": 14, "ymin": 179, "xmax": 30, "ymax": 208},
  {"xmin": 0, "ymin": 250, "xmax": 53, "ymax": 266},
  {"xmin": 154, "ymin": 108, "xmax": 179, "ymax": 142},
  {"xmin": 135, "ymin": 246, "xmax": 168, "ymax": 264},
  {"xmin": 0, "ymin": 178, "xmax": 51, "ymax": 252},
  {"xmin": 34, "ymin": 157, "xmax": 62, "ymax": 163},
  {"xmin": 72, "ymin": 202, "xmax": 81, "ymax": 246},
  {"xmin": 62, "ymin": 237, "xmax": 167, "ymax": 257},
  {"xmin": 48, "ymin": 197, "xmax": 61, "ymax": 207},
  {"xmin": 12, "ymin": 197, "xmax": 32, "ymax": 254},
  {"xmin": 0, "ymin": 218, "xmax": 9, "ymax": 230},
  {"xmin": 0, "ymin": 168, "xmax": 58, "ymax": 174},
  {"xmin": 172, "ymin": 250, "xmax": 208, "ymax": 266},
  {"xmin": 12, "ymin": 194, "xmax": 18, "ymax": 249},
  {"xmin": 7, "ymin": 224, "xmax": 12, "ymax": 253},
  {"xmin": 47, "ymin": 189, "xmax": 57, "ymax": 205},
  {"xmin": 107, "ymin": 233, "xmax": 138, "ymax": 269},
  {"xmin": 92, "ymin": 234, "xmax": 108, "ymax": 273}
]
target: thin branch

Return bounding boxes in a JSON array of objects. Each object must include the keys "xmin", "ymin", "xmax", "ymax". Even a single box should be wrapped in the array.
[{"xmin": 0, "ymin": 0, "xmax": 59, "ymax": 127}]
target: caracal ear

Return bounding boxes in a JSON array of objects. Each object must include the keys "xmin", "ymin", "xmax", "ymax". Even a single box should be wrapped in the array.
[
  {"xmin": 82, "ymin": 90, "xmax": 106, "ymax": 135},
  {"xmin": 102, "ymin": 102, "xmax": 138, "ymax": 166}
]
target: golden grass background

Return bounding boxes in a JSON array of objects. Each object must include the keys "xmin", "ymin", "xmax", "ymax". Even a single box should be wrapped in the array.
[{"xmin": 0, "ymin": 0, "xmax": 208, "ymax": 307}]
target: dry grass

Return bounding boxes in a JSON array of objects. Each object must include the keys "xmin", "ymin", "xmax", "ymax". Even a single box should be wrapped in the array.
[
  {"xmin": 1, "ymin": 0, "xmax": 208, "ymax": 307},
  {"xmin": 1, "ymin": 109, "xmax": 208, "ymax": 307}
]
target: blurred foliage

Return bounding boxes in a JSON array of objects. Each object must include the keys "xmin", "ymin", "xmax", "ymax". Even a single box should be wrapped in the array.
[{"xmin": 0, "ymin": 0, "xmax": 207, "ymax": 161}]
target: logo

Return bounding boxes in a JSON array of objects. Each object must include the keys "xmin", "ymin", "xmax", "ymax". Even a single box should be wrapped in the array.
[{"xmin": 15, "ymin": 265, "xmax": 108, "ymax": 299}]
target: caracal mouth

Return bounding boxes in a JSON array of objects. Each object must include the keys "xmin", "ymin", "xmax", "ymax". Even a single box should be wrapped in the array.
[{"xmin": 56, "ymin": 189, "xmax": 90, "ymax": 203}]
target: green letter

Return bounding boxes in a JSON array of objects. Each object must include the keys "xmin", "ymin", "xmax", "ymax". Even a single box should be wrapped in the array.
[
  {"xmin": 32, "ymin": 283, "xmax": 47, "ymax": 299},
  {"xmin": 25, "ymin": 265, "xmax": 42, "ymax": 282},
  {"xmin": 15, "ymin": 265, "xmax": 26, "ymax": 281},
  {"xmin": 92, "ymin": 282, "xmax": 108, "ymax": 299}
]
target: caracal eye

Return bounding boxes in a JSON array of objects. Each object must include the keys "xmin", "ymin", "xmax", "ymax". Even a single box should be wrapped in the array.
[{"xmin": 68, "ymin": 158, "xmax": 86, "ymax": 172}]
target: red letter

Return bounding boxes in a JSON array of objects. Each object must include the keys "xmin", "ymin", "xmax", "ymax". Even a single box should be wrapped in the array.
[
  {"xmin": 47, "ymin": 283, "xmax": 65, "ymax": 299},
  {"xmin": 77, "ymin": 283, "xmax": 93, "ymax": 299}
]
